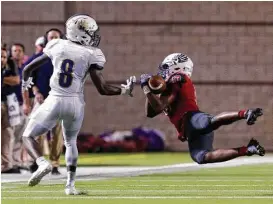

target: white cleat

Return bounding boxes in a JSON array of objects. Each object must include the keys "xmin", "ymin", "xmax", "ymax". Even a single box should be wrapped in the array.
[
  {"xmin": 28, "ymin": 161, "xmax": 52, "ymax": 186},
  {"xmin": 65, "ymin": 185, "xmax": 80, "ymax": 195}
]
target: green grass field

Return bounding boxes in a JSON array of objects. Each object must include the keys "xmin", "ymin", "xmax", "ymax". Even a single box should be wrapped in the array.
[
  {"xmin": 57, "ymin": 152, "xmax": 194, "ymax": 166},
  {"xmin": 2, "ymin": 153, "xmax": 273, "ymax": 204}
]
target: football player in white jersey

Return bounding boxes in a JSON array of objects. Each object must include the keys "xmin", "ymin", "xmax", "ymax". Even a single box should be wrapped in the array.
[{"xmin": 21, "ymin": 14, "xmax": 136, "ymax": 195}]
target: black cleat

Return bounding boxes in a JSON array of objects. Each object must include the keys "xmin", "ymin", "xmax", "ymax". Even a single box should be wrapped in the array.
[
  {"xmin": 29, "ymin": 162, "xmax": 39, "ymax": 173},
  {"xmin": 246, "ymin": 138, "xmax": 265, "ymax": 156},
  {"xmin": 245, "ymin": 108, "xmax": 263, "ymax": 125},
  {"xmin": 51, "ymin": 167, "xmax": 61, "ymax": 175}
]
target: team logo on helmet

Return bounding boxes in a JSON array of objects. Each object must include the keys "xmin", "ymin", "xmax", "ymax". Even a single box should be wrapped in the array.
[{"xmin": 173, "ymin": 54, "xmax": 188, "ymax": 64}]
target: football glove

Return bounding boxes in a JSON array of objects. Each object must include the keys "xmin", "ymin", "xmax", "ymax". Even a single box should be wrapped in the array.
[
  {"xmin": 22, "ymin": 77, "xmax": 34, "ymax": 91},
  {"xmin": 121, "ymin": 76, "xmax": 136, "ymax": 97},
  {"xmin": 140, "ymin": 74, "xmax": 152, "ymax": 88}
]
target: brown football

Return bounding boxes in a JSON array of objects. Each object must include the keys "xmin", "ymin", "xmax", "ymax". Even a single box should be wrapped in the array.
[{"xmin": 148, "ymin": 75, "xmax": 166, "ymax": 94}]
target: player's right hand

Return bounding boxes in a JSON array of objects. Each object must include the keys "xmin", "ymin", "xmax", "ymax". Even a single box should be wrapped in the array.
[
  {"xmin": 22, "ymin": 77, "xmax": 34, "ymax": 91},
  {"xmin": 23, "ymin": 103, "xmax": 31, "ymax": 116},
  {"xmin": 140, "ymin": 74, "xmax": 152, "ymax": 88}
]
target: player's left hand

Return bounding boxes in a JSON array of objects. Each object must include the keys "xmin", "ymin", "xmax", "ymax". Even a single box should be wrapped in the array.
[
  {"xmin": 22, "ymin": 77, "xmax": 34, "ymax": 91},
  {"xmin": 140, "ymin": 74, "xmax": 152, "ymax": 88},
  {"xmin": 121, "ymin": 76, "xmax": 136, "ymax": 97}
]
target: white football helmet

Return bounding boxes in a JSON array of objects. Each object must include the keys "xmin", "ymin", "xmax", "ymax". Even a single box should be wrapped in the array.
[
  {"xmin": 158, "ymin": 53, "xmax": 194, "ymax": 79},
  {"xmin": 66, "ymin": 14, "xmax": 101, "ymax": 47}
]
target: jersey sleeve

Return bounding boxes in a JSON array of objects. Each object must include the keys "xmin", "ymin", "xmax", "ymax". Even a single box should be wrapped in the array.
[
  {"xmin": 88, "ymin": 48, "xmax": 106, "ymax": 70},
  {"xmin": 43, "ymin": 39, "xmax": 60, "ymax": 59}
]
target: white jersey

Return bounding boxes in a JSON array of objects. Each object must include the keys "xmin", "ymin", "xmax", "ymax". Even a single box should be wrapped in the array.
[{"xmin": 43, "ymin": 39, "xmax": 106, "ymax": 97}]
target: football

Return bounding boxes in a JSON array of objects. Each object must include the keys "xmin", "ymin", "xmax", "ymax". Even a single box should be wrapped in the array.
[{"xmin": 148, "ymin": 75, "xmax": 166, "ymax": 94}]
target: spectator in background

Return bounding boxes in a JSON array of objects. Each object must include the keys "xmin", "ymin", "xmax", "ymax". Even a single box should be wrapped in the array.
[
  {"xmin": 34, "ymin": 36, "xmax": 45, "ymax": 55},
  {"xmin": 23, "ymin": 28, "xmax": 64, "ymax": 175},
  {"xmin": 1, "ymin": 46, "xmax": 21, "ymax": 173},
  {"xmin": 23, "ymin": 55, "xmax": 29, "ymax": 64},
  {"xmin": 10, "ymin": 43, "xmax": 35, "ymax": 171}
]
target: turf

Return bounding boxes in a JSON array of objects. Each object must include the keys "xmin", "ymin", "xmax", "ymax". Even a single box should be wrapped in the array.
[
  {"xmin": 2, "ymin": 164, "xmax": 273, "ymax": 204},
  {"xmin": 53, "ymin": 152, "xmax": 194, "ymax": 166}
]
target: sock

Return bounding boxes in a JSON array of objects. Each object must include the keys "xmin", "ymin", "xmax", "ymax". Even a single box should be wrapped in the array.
[
  {"xmin": 66, "ymin": 165, "xmax": 76, "ymax": 187},
  {"xmin": 234, "ymin": 146, "xmax": 248, "ymax": 156},
  {"xmin": 36, "ymin": 156, "xmax": 47, "ymax": 166},
  {"xmin": 238, "ymin": 110, "xmax": 246, "ymax": 119}
]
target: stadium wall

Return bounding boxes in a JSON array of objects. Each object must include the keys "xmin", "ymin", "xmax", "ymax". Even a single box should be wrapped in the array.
[{"xmin": 2, "ymin": 2, "xmax": 273, "ymax": 151}]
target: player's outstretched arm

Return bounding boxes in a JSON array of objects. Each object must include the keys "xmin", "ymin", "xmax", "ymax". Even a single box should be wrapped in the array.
[
  {"xmin": 21, "ymin": 54, "xmax": 49, "ymax": 113},
  {"xmin": 22, "ymin": 54, "xmax": 49, "ymax": 81},
  {"xmin": 89, "ymin": 68, "xmax": 136, "ymax": 96}
]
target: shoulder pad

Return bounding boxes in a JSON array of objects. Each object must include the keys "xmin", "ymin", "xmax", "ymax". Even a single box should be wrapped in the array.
[
  {"xmin": 43, "ymin": 39, "xmax": 61, "ymax": 58},
  {"xmin": 87, "ymin": 47, "xmax": 106, "ymax": 68},
  {"xmin": 45, "ymin": 39, "xmax": 60, "ymax": 50}
]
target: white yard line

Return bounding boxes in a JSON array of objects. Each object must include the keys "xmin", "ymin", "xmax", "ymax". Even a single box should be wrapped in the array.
[
  {"xmin": 101, "ymin": 179, "xmax": 273, "ymax": 182},
  {"xmin": 4, "ymin": 184, "xmax": 273, "ymax": 187},
  {"xmin": 2, "ymin": 196, "xmax": 273, "ymax": 200},
  {"xmin": 2, "ymin": 189, "xmax": 273, "ymax": 193}
]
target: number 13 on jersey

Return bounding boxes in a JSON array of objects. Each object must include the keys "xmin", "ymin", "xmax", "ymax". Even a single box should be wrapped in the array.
[{"xmin": 59, "ymin": 59, "xmax": 74, "ymax": 88}]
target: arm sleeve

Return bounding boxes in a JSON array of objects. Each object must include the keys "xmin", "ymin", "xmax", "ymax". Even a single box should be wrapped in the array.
[{"xmin": 88, "ymin": 48, "xmax": 106, "ymax": 70}]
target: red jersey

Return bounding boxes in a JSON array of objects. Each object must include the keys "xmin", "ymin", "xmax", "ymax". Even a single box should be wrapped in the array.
[{"xmin": 162, "ymin": 73, "xmax": 199, "ymax": 132}]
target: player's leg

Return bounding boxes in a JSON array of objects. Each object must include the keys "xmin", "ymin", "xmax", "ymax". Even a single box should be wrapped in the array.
[
  {"xmin": 189, "ymin": 134, "xmax": 265, "ymax": 164},
  {"xmin": 203, "ymin": 138, "xmax": 265, "ymax": 163},
  {"xmin": 27, "ymin": 100, "xmax": 47, "ymax": 173},
  {"xmin": 22, "ymin": 96, "xmax": 60, "ymax": 186},
  {"xmin": 62, "ymin": 125, "xmax": 81, "ymax": 194},
  {"xmin": 187, "ymin": 112, "xmax": 265, "ymax": 164},
  {"xmin": 61, "ymin": 97, "xmax": 85, "ymax": 195},
  {"xmin": 210, "ymin": 108, "xmax": 263, "ymax": 130}
]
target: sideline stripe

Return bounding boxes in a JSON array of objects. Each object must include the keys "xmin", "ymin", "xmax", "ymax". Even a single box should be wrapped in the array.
[
  {"xmin": 4, "ymin": 184, "xmax": 273, "ymax": 187},
  {"xmin": 3, "ymin": 196, "xmax": 273, "ymax": 200},
  {"xmin": 3, "ymin": 189, "xmax": 273, "ymax": 193}
]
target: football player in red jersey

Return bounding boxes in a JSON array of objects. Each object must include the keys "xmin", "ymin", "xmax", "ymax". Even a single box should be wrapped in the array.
[{"xmin": 140, "ymin": 53, "xmax": 265, "ymax": 164}]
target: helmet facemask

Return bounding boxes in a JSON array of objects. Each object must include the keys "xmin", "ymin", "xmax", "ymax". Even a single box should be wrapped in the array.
[{"xmin": 78, "ymin": 22, "xmax": 101, "ymax": 47}]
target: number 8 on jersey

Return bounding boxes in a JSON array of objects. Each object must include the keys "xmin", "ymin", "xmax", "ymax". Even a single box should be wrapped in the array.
[{"xmin": 59, "ymin": 59, "xmax": 74, "ymax": 88}]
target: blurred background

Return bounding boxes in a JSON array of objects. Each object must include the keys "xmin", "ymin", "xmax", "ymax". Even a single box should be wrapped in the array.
[{"xmin": 1, "ymin": 1, "xmax": 272, "ymax": 157}]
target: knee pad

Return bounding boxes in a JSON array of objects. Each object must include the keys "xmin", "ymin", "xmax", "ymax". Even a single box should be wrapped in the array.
[{"xmin": 190, "ymin": 149, "xmax": 209, "ymax": 164}]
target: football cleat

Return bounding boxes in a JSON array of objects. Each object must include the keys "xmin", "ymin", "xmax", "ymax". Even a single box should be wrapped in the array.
[
  {"xmin": 51, "ymin": 167, "xmax": 61, "ymax": 175},
  {"xmin": 246, "ymin": 138, "xmax": 265, "ymax": 156},
  {"xmin": 65, "ymin": 185, "xmax": 87, "ymax": 195},
  {"xmin": 245, "ymin": 108, "xmax": 263, "ymax": 125},
  {"xmin": 28, "ymin": 161, "xmax": 52, "ymax": 186}
]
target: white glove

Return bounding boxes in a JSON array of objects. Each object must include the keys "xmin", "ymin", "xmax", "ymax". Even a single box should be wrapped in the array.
[
  {"xmin": 22, "ymin": 77, "xmax": 34, "ymax": 91},
  {"xmin": 121, "ymin": 76, "xmax": 136, "ymax": 97}
]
